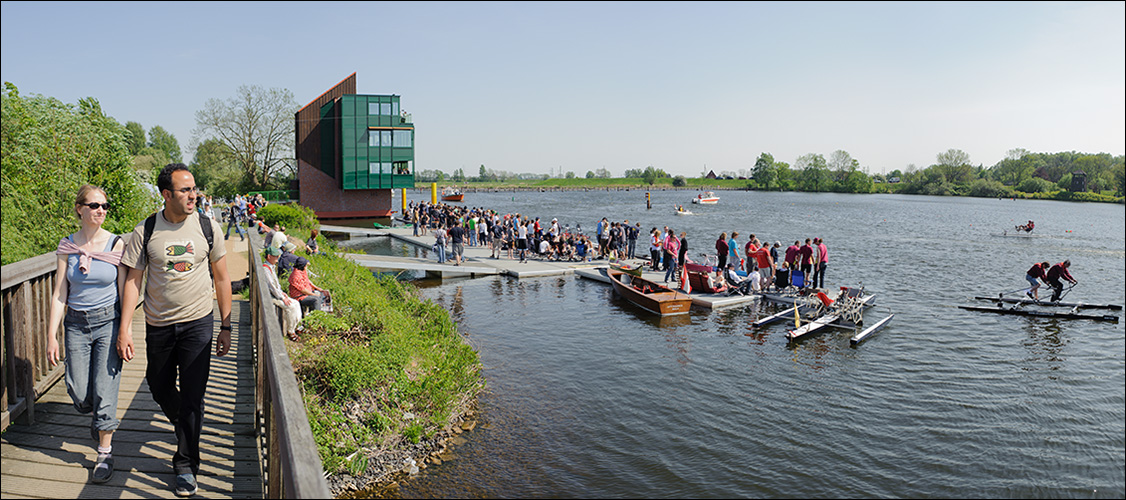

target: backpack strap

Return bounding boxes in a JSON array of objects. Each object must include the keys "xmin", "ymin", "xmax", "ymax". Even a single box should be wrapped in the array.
[
  {"xmin": 198, "ymin": 213, "xmax": 214, "ymax": 257},
  {"xmin": 142, "ymin": 213, "xmax": 158, "ymax": 259}
]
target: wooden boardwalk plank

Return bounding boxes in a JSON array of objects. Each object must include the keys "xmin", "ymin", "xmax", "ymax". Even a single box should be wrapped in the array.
[{"xmin": 1, "ymin": 300, "xmax": 263, "ymax": 499}]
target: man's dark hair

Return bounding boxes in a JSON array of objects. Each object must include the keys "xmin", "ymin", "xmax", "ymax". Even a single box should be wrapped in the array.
[{"xmin": 156, "ymin": 163, "xmax": 191, "ymax": 193}]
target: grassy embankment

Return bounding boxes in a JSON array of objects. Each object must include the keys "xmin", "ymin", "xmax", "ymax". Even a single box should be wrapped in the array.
[{"xmin": 255, "ymin": 204, "xmax": 483, "ymax": 479}]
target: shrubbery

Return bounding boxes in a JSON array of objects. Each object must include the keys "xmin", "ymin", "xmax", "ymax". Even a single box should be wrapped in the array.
[
  {"xmin": 2, "ymin": 83, "xmax": 158, "ymax": 265},
  {"xmin": 286, "ymin": 241, "xmax": 483, "ymax": 473},
  {"xmin": 256, "ymin": 202, "xmax": 318, "ymax": 233}
]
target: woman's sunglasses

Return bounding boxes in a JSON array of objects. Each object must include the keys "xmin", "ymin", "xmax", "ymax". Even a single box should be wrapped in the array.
[{"xmin": 82, "ymin": 202, "xmax": 111, "ymax": 210}]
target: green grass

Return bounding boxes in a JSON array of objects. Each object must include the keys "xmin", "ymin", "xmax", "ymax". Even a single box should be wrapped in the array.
[{"xmin": 284, "ymin": 235, "xmax": 483, "ymax": 473}]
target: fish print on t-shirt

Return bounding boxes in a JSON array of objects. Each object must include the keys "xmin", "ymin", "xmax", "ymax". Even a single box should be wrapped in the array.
[{"xmin": 164, "ymin": 241, "xmax": 195, "ymax": 273}]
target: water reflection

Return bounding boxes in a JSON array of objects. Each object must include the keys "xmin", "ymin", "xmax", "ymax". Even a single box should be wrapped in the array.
[{"xmin": 1022, "ymin": 320, "xmax": 1068, "ymax": 377}]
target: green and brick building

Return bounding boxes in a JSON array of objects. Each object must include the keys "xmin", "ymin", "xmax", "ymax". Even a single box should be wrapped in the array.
[{"xmin": 295, "ymin": 73, "xmax": 414, "ymax": 218}]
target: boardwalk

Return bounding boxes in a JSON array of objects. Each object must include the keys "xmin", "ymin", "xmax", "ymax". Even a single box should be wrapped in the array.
[{"xmin": 1, "ymin": 300, "xmax": 263, "ymax": 499}]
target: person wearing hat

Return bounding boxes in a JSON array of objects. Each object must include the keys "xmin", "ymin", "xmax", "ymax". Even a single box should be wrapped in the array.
[
  {"xmin": 276, "ymin": 240, "xmax": 299, "ymax": 279},
  {"xmin": 288, "ymin": 257, "xmax": 328, "ymax": 314},
  {"xmin": 263, "ymin": 245, "xmax": 302, "ymax": 341}
]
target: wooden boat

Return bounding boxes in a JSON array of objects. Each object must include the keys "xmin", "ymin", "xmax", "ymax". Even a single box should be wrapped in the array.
[
  {"xmin": 609, "ymin": 261, "xmax": 643, "ymax": 277},
  {"xmin": 691, "ymin": 191, "xmax": 720, "ymax": 204},
  {"xmin": 608, "ymin": 270, "xmax": 692, "ymax": 316}
]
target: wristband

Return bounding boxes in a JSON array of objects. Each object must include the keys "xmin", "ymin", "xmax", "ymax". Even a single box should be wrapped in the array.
[{"xmin": 219, "ymin": 325, "xmax": 232, "ymax": 332}]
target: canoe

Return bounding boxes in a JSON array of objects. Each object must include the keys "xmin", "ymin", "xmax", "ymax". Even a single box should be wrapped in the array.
[
  {"xmin": 609, "ymin": 262, "xmax": 643, "ymax": 277},
  {"xmin": 441, "ymin": 194, "xmax": 464, "ymax": 202},
  {"xmin": 608, "ymin": 270, "xmax": 692, "ymax": 316}
]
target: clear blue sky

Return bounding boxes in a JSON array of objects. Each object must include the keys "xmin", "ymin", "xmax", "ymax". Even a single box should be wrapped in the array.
[{"xmin": 3, "ymin": 1, "xmax": 1123, "ymax": 176}]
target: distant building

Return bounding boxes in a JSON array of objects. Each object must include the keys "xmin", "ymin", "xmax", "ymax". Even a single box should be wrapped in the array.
[
  {"xmin": 705, "ymin": 170, "xmax": 717, "ymax": 179},
  {"xmin": 1069, "ymin": 171, "xmax": 1087, "ymax": 192},
  {"xmin": 295, "ymin": 73, "xmax": 415, "ymax": 219}
]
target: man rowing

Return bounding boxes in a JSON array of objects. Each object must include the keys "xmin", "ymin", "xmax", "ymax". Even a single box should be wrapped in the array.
[
  {"xmin": 1016, "ymin": 220, "xmax": 1035, "ymax": 233},
  {"xmin": 1025, "ymin": 261, "xmax": 1050, "ymax": 300},
  {"xmin": 1045, "ymin": 260, "xmax": 1077, "ymax": 302}
]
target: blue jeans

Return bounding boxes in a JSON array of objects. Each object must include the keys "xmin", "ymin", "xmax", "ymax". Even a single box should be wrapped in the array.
[
  {"xmin": 224, "ymin": 216, "xmax": 244, "ymax": 240},
  {"xmin": 436, "ymin": 243, "xmax": 447, "ymax": 263},
  {"xmin": 664, "ymin": 260, "xmax": 679, "ymax": 283},
  {"xmin": 146, "ymin": 314, "xmax": 213, "ymax": 476},
  {"xmin": 64, "ymin": 303, "xmax": 122, "ymax": 434}
]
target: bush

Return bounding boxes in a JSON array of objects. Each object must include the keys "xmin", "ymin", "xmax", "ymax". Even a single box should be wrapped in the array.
[
  {"xmin": 288, "ymin": 250, "xmax": 483, "ymax": 473},
  {"xmin": 967, "ymin": 179, "xmax": 1011, "ymax": 198},
  {"xmin": 1016, "ymin": 177, "xmax": 1056, "ymax": 194},
  {"xmin": 256, "ymin": 202, "xmax": 318, "ymax": 233}
]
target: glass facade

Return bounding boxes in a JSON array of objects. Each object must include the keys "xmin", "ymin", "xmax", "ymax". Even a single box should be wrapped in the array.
[{"xmin": 339, "ymin": 94, "xmax": 414, "ymax": 190}]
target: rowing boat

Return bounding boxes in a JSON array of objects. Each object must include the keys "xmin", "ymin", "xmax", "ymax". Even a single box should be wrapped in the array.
[
  {"xmin": 608, "ymin": 270, "xmax": 692, "ymax": 316},
  {"xmin": 972, "ymin": 296, "xmax": 1122, "ymax": 310},
  {"xmin": 958, "ymin": 305, "xmax": 1119, "ymax": 322}
]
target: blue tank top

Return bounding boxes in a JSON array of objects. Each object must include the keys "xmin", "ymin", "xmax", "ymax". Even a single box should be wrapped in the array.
[{"xmin": 66, "ymin": 236, "xmax": 119, "ymax": 311}]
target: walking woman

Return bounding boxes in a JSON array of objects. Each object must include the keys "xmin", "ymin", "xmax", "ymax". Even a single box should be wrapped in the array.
[{"xmin": 46, "ymin": 185, "xmax": 126, "ymax": 483}]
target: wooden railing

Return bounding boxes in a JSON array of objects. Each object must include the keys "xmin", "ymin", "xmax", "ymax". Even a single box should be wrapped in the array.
[
  {"xmin": 2, "ymin": 231, "xmax": 331, "ymax": 498},
  {"xmin": 1, "ymin": 250, "xmax": 63, "ymax": 430},
  {"xmin": 246, "ymin": 231, "xmax": 333, "ymax": 498}
]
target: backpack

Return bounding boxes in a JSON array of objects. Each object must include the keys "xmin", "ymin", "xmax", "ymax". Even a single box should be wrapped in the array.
[{"xmin": 143, "ymin": 212, "xmax": 214, "ymax": 279}]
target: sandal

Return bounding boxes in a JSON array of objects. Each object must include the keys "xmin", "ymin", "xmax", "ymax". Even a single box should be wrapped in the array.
[{"xmin": 286, "ymin": 332, "xmax": 300, "ymax": 341}]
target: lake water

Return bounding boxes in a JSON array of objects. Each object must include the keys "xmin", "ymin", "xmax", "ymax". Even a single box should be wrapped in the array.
[{"xmin": 345, "ymin": 190, "xmax": 1125, "ymax": 498}]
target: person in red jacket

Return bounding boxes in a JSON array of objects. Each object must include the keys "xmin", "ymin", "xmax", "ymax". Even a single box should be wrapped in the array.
[
  {"xmin": 1045, "ymin": 260, "xmax": 1077, "ymax": 302},
  {"xmin": 1024, "ymin": 261, "xmax": 1050, "ymax": 300}
]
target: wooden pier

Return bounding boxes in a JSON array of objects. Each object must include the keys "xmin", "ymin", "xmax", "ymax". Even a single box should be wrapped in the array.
[{"xmin": 1, "ymin": 302, "xmax": 263, "ymax": 499}]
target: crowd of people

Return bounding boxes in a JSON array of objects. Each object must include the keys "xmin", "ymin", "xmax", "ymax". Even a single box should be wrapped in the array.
[{"xmin": 405, "ymin": 200, "xmax": 833, "ymax": 296}]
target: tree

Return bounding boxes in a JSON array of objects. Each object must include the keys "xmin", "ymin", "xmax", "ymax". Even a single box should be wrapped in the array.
[
  {"xmin": 934, "ymin": 148, "xmax": 974, "ymax": 184},
  {"xmin": 565, "ymin": 171, "xmax": 575, "ymax": 179},
  {"xmin": 190, "ymin": 137, "xmax": 242, "ymax": 197},
  {"xmin": 124, "ymin": 121, "xmax": 146, "ymax": 155},
  {"xmin": 828, "ymin": 150, "xmax": 855, "ymax": 181},
  {"xmin": 594, "ymin": 168, "xmax": 611, "ymax": 178},
  {"xmin": 752, "ymin": 153, "xmax": 777, "ymax": 189},
  {"xmin": 585, "ymin": 170, "xmax": 595, "ymax": 179},
  {"xmin": 193, "ymin": 84, "xmax": 299, "ymax": 190},
  {"xmin": 478, "ymin": 164, "xmax": 487, "ymax": 181},
  {"xmin": 794, "ymin": 153, "xmax": 829, "ymax": 191},
  {"xmin": 147, "ymin": 125, "xmax": 182, "ymax": 162},
  {"xmin": 672, "ymin": 175, "xmax": 686, "ymax": 187}
]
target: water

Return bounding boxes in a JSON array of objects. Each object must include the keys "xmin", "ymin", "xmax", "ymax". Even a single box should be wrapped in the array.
[{"xmin": 350, "ymin": 190, "xmax": 1126, "ymax": 498}]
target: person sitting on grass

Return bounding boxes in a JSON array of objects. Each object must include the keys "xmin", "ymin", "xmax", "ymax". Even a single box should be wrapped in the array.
[
  {"xmin": 263, "ymin": 246, "xmax": 302, "ymax": 341},
  {"xmin": 288, "ymin": 257, "xmax": 329, "ymax": 315}
]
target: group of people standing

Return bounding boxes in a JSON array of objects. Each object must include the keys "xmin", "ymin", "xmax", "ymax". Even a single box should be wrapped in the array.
[
  {"xmin": 712, "ymin": 233, "xmax": 829, "ymax": 293},
  {"xmin": 49, "ymin": 164, "xmax": 231, "ymax": 495},
  {"xmin": 409, "ymin": 201, "xmax": 615, "ymax": 265}
]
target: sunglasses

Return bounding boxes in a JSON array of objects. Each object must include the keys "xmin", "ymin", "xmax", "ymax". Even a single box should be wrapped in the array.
[{"xmin": 82, "ymin": 202, "xmax": 111, "ymax": 210}]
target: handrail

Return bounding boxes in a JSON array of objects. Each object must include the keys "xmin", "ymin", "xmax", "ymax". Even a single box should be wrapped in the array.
[
  {"xmin": 1, "ymin": 249, "xmax": 64, "ymax": 430},
  {"xmin": 246, "ymin": 231, "xmax": 333, "ymax": 498}
]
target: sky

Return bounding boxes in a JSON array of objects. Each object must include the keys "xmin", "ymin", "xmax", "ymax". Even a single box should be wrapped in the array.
[{"xmin": 2, "ymin": 1, "xmax": 1123, "ymax": 176}]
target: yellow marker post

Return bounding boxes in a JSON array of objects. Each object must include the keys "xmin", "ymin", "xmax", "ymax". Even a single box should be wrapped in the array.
[
  {"xmin": 431, "ymin": 183, "xmax": 438, "ymax": 204},
  {"xmin": 401, "ymin": 188, "xmax": 407, "ymax": 212}
]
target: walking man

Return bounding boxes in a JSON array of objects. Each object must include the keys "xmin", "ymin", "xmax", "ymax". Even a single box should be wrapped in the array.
[{"xmin": 118, "ymin": 163, "xmax": 232, "ymax": 497}]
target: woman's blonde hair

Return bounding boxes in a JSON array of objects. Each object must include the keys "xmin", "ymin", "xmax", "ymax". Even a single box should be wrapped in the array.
[{"xmin": 74, "ymin": 184, "xmax": 108, "ymax": 218}]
